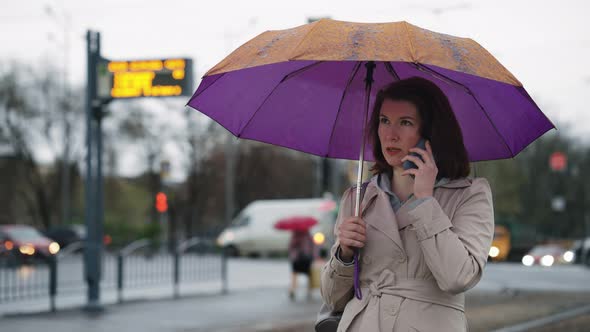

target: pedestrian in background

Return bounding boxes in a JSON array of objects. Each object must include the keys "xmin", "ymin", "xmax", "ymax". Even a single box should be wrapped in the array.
[
  {"xmin": 320, "ymin": 77, "xmax": 494, "ymax": 331},
  {"xmin": 288, "ymin": 229, "xmax": 315, "ymax": 300}
]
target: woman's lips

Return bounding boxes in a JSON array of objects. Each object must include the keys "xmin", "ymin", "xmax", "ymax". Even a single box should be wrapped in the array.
[{"xmin": 385, "ymin": 147, "xmax": 402, "ymax": 156}]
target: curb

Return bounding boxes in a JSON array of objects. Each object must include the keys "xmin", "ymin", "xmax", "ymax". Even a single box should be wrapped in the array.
[{"xmin": 490, "ymin": 304, "xmax": 590, "ymax": 332}]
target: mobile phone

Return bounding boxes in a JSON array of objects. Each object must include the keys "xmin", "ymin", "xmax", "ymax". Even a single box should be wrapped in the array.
[{"xmin": 402, "ymin": 138, "xmax": 427, "ymax": 171}]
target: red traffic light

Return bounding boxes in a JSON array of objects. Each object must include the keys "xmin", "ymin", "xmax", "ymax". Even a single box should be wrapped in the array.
[
  {"xmin": 549, "ymin": 152, "xmax": 567, "ymax": 172},
  {"xmin": 155, "ymin": 192, "xmax": 168, "ymax": 213}
]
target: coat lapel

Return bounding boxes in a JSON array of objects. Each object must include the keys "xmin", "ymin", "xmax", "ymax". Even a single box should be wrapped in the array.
[
  {"xmin": 356, "ymin": 177, "xmax": 472, "ymax": 256},
  {"xmin": 395, "ymin": 177, "xmax": 473, "ymax": 229},
  {"xmin": 360, "ymin": 184, "xmax": 405, "ymax": 255}
]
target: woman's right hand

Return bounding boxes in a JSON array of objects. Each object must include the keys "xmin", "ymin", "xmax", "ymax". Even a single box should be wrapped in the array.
[{"xmin": 336, "ymin": 216, "xmax": 366, "ymax": 262}]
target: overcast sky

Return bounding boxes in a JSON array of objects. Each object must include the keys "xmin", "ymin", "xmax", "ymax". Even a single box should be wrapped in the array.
[{"xmin": 1, "ymin": 0, "xmax": 589, "ymax": 177}]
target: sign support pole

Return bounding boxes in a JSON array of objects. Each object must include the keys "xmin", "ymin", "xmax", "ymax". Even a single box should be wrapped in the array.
[{"xmin": 84, "ymin": 30, "xmax": 106, "ymax": 312}]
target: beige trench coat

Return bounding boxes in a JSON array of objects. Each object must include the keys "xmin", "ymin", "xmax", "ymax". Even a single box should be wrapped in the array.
[{"xmin": 320, "ymin": 177, "xmax": 494, "ymax": 332}]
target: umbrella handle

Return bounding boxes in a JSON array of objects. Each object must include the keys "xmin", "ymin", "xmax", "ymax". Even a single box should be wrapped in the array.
[{"xmin": 353, "ymin": 252, "xmax": 362, "ymax": 299}]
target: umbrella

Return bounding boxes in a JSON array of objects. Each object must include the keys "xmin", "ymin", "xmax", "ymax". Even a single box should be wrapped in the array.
[
  {"xmin": 187, "ymin": 19, "xmax": 554, "ymax": 299},
  {"xmin": 189, "ymin": 19, "xmax": 553, "ymax": 162},
  {"xmin": 274, "ymin": 216, "xmax": 318, "ymax": 231}
]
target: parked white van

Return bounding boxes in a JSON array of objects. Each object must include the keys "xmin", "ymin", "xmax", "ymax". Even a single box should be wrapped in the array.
[{"xmin": 216, "ymin": 198, "xmax": 337, "ymax": 257}]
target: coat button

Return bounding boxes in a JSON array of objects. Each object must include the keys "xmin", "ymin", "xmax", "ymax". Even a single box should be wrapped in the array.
[{"xmin": 398, "ymin": 256, "xmax": 406, "ymax": 263}]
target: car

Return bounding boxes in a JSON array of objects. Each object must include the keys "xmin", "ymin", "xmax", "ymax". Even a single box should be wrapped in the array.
[
  {"xmin": 521, "ymin": 244, "xmax": 574, "ymax": 267},
  {"xmin": 43, "ymin": 224, "xmax": 86, "ymax": 248},
  {"xmin": 488, "ymin": 224, "xmax": 510, "ymax": 261},
  {"xmin": 0, "ymin": 224, "xmax": 60, "ymax": 264}
]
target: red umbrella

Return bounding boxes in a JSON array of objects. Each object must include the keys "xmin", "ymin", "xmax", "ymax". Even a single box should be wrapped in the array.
[{"xmin": 274, "ymin": 216, "xmax": 318, "ymax": 231}]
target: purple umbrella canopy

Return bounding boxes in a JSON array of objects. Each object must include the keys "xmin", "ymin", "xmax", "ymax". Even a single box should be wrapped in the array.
[{"xmin": 188, "ymin": 20, "xmax": 555, "ymax": 162}]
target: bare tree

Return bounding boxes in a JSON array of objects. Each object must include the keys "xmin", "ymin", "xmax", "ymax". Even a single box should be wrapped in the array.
[
  {"xmin": 177, "ymin": 110, "xmax": 226, "ymax": 237},
  {"xmin": 116, "ymin": 103, "xmax": 164, "ymax": 222},
  {"xmin": 235, "ymin": 141, "xmax": 315, "ymax": 208},
  {"xmin": 0, "ymin": 62, "xmax": 84, "ymax": 228}
]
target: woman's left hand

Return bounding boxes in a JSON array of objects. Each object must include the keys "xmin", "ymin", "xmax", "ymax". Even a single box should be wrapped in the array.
[{"xmin": 401, "ymin": 141, "xmax": 438, "ymax": 198}]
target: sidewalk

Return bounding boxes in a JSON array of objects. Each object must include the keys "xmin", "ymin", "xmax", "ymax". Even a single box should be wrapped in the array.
[{"xmin": 1, "ymin": 286, "xmax": 322, "ymax": 332}]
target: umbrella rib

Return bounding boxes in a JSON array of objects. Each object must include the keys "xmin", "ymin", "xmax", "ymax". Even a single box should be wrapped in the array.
[
  {"xmin": 238, "ymin": 61, "xmax": 323, "ymax": 137},
  {"xmin": 413, "ymin": 63, "xmax": 469, "ymax": 93},
  {"xmin": 187, "ymin": 73, "xmax": 226, "ymax": 103},
  {"xmin": 289, "ymin": 19, "xmax": 323, "ymax": 57},
  {"xmin": 515, "ymin": 86, "xmax": 556, "ymax": 129},
  {"xmin": 385, "ymin": 62, "xmax": 401, "ymax": 81},
  {"xmin": 279, "ymin": 61, "xmax": 324, "ymax": 83},
  {"xmin": 402, "ymin": 22, "xmax": 417, "ymax": 61},
  {"xmin": 416, "ymin": 63, "xmax": 515, "ymax": 157},
  {"xmin": 325, "ymin": 62, "xmax": 363, "ymax": 157}
]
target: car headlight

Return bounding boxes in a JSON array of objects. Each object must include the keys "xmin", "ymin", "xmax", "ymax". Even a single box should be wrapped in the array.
[
  {"xmin": 563, "ymin": 250, "xmax": 574, "ymax": 263},
  {"xmin": 216, "ymin": 234, "xmax": 225, "ymax": 247},
  {"xmin": 522, "ymin": 255, "xmax": 534, "ymax": 266},
  {"xmin": 540, "ymin": 255, "xmax": 554, "ymax": 267},
  {"xmin": 48, "ymin": 242, "xmax": 60, "ymax": 255},
  {"xmin": 313, "ymin": 232, "xmax": 325, "ymax": 246},
  {"xmin": 19, "ymin": 244, "xmax": 35, "ymax": 256},
  {"xmin": 217, "ymin": 231, "xmax": 235, "ymax": 247},
  {"xmin": 489, "ymin": 246, "xmax": 500, "ymax": 258}
]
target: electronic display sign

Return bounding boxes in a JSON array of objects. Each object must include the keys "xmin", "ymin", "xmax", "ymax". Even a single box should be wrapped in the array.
[{"xmin": 97, "ymin": 58, "xmax": 193, "ymax": 99}]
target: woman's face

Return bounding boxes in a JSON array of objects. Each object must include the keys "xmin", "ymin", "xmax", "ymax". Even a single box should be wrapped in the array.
[{"xmin": 377, "ymin": 99, "xmax": 422, "ymax": 169}]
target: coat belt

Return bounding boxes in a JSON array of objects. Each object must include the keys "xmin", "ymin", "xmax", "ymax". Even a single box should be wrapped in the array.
[
  {"xmin": 337, "ymin": 270, "xmax": 465, "ymax": 331},
  {"xmin": 362, "ymin": 269, "xmax": 464, "ymax": 312}
]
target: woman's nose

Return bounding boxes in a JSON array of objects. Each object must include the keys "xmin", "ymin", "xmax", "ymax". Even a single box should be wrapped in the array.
[{"xmin": 385, "ymin": 128, "xmax": 400, "ymax": 141}]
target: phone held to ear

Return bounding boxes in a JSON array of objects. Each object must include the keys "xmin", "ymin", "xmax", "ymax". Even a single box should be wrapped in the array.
[{"xmin": 402, "ymin": 138, "xmax": 427, "ymax": 171}]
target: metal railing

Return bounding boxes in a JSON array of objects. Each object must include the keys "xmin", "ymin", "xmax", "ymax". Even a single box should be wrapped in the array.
[
  {"xmin": 0, "ymin": 237, "xmax": 226, "ymax": 312},
  {"xmin": 0, "ymin": 255, "xmax": 57, "ymax": 311},
  {"xmin": 116, "ymin": 239, "xmax": 152, "ymax": 303},
  {"xmin": 174, "ymin": 237, "xmax": 227, "ymax": 298}
]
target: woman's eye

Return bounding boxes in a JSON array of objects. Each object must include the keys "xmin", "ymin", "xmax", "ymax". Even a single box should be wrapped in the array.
[
  {"xmin": 401, "ymin": 120, "xmax": 413, "ymax": 126},
  {"xmin": 379, "ymin": 117, "xmax": 389, "ymax": 124}
]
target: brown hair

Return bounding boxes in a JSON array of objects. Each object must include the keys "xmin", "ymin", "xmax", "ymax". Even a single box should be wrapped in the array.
[{"xmin": 368, "ymin": 77, "xmax": 470, "ymax": 179}]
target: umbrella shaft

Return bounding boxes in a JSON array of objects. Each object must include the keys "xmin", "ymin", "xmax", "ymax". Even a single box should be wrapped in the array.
[
  {"xmin": 354, "ymin": 157, "xmax": 364, "ymax": 217},
  {"xmin": 355, "ymin": 61, "xmax": 376, "ymax": 217}
]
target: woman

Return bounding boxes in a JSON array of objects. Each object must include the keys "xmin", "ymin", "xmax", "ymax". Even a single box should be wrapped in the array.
[
  {"xmin": 319, "ymin": 77, "xmax": 494, "ymax": 331},
  {"xmin": 288, "ymin": 229, "xmax": 315, "ymax": 300}
]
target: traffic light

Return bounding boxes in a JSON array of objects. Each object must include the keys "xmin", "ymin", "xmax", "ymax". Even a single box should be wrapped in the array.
[{"xmin": 155, "ymin": 192, "xmax": 168, "ymax": 213}]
